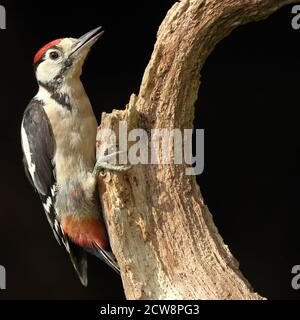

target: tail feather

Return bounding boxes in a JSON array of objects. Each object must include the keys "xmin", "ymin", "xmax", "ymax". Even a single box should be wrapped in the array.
[
  {"xmin": 67, "ymin": 239, "xmax": 88, "ymax": 286},
  {"xmin": 86, "ymin": 245, "xmax": 120, "ymax": 274},
  {"xmin": 61, "ymin": 215, "xmax": 120, "ymax": 278}
]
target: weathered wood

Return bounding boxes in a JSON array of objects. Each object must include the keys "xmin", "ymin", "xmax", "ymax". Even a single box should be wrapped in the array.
[{"xmin": 96, "ymin": 0, "xmax": 297, "ymax": 299}]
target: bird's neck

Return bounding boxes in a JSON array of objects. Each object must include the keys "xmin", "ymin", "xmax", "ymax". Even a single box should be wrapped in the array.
[{"xmin": 36, "ymin": 78, "xmax": 89, "ymax": 112}]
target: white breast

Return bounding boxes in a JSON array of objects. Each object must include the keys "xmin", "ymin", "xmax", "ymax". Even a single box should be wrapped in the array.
[{"xmin": 40, "ymin": 82, "xmax": 98, "ymax": 185}]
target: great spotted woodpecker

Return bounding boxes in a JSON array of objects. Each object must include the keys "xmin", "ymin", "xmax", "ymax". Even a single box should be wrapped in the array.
[{"xmin": 21, "ymin": 27, "xmax": 130, "ymax": 286}]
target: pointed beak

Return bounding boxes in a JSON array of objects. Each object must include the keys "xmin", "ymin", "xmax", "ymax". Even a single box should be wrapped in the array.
[{"xmin": 70, "ymin": 26, "xmax": 104, "ymax": 57}]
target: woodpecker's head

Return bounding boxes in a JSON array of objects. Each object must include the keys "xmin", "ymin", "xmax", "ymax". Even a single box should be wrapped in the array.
[{"xmin": 33, "ymin": 27, "xmax": 103, "ymax": 87}]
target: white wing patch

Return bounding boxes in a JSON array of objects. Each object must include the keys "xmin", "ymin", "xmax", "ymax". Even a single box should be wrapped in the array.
[
  {"xmin": 42, "ymin": 196, "xmax": 52, "ymax": 214},
  {"xmin": 21, "ymin": 122, "xmax": 36, "ymax": 179},
  {"xmin": 51, "ymin": 185, "xmax": 56, "ymax": 197}
]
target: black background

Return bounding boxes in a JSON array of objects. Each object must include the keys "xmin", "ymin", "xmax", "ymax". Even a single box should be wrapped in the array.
[{"xmin": 0, "ymin": 0, "xmax": 299, "ymax": 300}]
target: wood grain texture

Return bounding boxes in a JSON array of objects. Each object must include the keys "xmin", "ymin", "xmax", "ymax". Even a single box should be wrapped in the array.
[{"xmin": 96, "ymin": 0, "xmax": 297, "ymax": 300}]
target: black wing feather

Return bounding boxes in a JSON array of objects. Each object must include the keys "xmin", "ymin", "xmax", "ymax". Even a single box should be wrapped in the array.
[
  {"xmin": 22, "ymin": 100, "xmax": 54, "ymax": 196},
  {"xmin": 21, "ymin": 100, "xmax": 60, "ymax": 238}
]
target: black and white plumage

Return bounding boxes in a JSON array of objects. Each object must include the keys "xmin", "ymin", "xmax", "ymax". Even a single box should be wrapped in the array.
[
  {"xmin": 21, "ymin": 99, "xmax": 60, "ymax": 242},
  {"xmin": 20, "ymin": 27, "xmax": 122, "ymax": 286},
  {"xmin": 21, "ymin": 98, "xmax": 89, "ymax": 285}
]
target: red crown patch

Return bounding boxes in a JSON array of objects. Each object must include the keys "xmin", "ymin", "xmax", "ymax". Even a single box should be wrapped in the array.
[{"xmin": 33, "ymin": 38, "xmax": 63, "ymax": 64}]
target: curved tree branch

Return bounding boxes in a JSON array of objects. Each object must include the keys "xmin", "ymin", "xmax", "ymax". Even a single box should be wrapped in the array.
[{"xmin": 96, "ymin": 0, "xmax": 297, "ymax": 300}]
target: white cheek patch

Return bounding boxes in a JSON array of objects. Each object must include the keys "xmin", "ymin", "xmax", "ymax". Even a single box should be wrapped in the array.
[
  {"xmin": 36, "ymin": 60, "xmax": 62, "ymax": 84},
  {"xmin": 21, "ymin": 122, "xmax": 36, "ymax": 179}
]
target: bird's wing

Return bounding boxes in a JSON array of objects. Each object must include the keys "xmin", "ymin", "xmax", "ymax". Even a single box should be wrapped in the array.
[
  {"xmin": 21, "ymin": 99, "xmax": 87, "ymax": 285},
  {"xmin": 21, "ymin": 99, "xmax": 60, "ymax": 240}
]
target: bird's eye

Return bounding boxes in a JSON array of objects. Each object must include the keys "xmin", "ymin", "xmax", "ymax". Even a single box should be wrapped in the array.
[{"xmin": 49, "ymin": 51, "xmax": 60, "ymax": 60}]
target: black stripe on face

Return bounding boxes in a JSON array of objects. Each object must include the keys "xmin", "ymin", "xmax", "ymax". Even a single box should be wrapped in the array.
[
  {"xmin": 38, "ymin": 81, "xmax": 72, "ymax": 112},
  {"xmin": 39, "ymin": 82, "xmax": 72, "ymax": 112},
  {"xmin": 51, "ymin": 91, "xmax": 72, "ymax": 111},
  {"xmin": 35, "ymin": 47, "xmax": 74, "ymax": 112},
  {"xmin": 38, "ymin": 78, "xmax": 61, "ymax": 92}
]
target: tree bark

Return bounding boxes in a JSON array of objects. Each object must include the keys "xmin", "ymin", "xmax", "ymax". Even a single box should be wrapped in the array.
[{"xmin": 96, "ymin": 0, "xmax": 297, "ymax": 300}]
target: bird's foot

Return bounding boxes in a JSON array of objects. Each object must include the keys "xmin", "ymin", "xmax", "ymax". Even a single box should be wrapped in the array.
[{"xmin": 93, "ymin": 151, "xmax": 132, "ymax": 176}]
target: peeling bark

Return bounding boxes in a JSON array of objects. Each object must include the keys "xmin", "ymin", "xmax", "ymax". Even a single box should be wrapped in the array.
[{"xmin": 96, "ymin": 0, "xmax": 297, "ymax": 300}]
